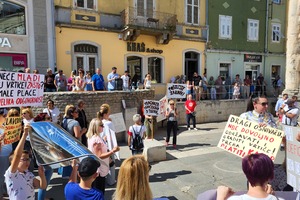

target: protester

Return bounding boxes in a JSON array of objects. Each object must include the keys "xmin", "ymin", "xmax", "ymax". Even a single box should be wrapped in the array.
[
  {"xmin": 107, "ymin": 67, "xmax": 119, "ymax": 91},
  {"xmin": 273, "ymin": 75, "xmax": 285, "ymax": 96},
  {"xmin": 121, "ymin": 70, "xmax": 130, "ymax": 91},
  {"xmin": 202, "ymin": 73, "xmax": 208, "ymax": 100},
  {"xmin": 186, "ymin": 80, "xmax": 193, "ymax": 98},
  {"xmin": 243, "ymin": 75, "xmax": 251, "ymax": 99},
  {"xmin": 275, "ymin": 93, "xmax": 288, "ymax": 122},
  {"xmin": 165, "ymin": 100, "xmax": 178, "ymax": 148},
  {"xmin": 64, "ymin": 158, "xmax": 104, "ymax": 200},
  {"xmin": 76, "ymin": 99, "xmax": 88, "ymax": 146},
  {"xmin": 240, "ymin": 96, "xmax": 277, "ymax": 128},
  {"xmin": 92, "ymin": 68, "xmax": 106, "ymax": 91},
  {"xmin": 44, "ymin": 68, "xmax": 56, "ymax": 92},
  {"xmin": 232, "ymin": 82, "xmax": 240, "ymax": 100},
  {"xmin": 113, "ymin": 155, "xmax": 152, "ymax": 200},
  {"xmin": 215, "ymin": 76, "xmax": 223, "ymax": 99},
  {"xmin": 144, "ymin": 73, "xmax": 152, "ymax": 89},
  {"xmin": 0, "ymin": 109, "xmax": 12, "ymax": 199},
  {"xmin": 54, "ymin": 69, "xmax": 67, "ymax": 91},
  {"xmin": 216, "ymin": 153, "xmax": 276, "ymax": 200},
  {"xmin": 208, "ymin": 76, "xmax": 216, "ymax": 100},
  {"xmin": 34, "ymin": 113, "xmax": 53, "ymax": 200},
  {"xmin": 256, "ymin": 73, "xmax": 266, "ymax": 96},
  {"xmin": 4, "ymin": 124, "xmax": 46, "ymax": 200},
  {"xmin": 43, "ymin": 99, "xmax": 61, "ymax": 124},
  {"xmin": 280, "ymin": 99, "xmax": 299, "ymax": 127},
  {"xmin": 67, "ymin": 70, "xmax": 76, "ymax": 91},
  {"xmin": 86, "ymin": 118, "xmax": 119, "ymax": 193},
  {"xmin": 192, "ymin": 72, "xmax": 202, "ymax": 101},
  {"xmin": 75, "ymin": 68, "xmax": 86, "ymax": 91},
  {"xmin": 97, "ymin": 104, "xmax": 119, "ymax": 186},
  {"xmin": 185, "ymin": 94, "xmax": 197, "ymax": 130},
  {"xmin": 128, "ymin": 114, "xmax": 146, "ymax": 155},
  {"xmin": 85, "ymin": 71, "xmax": 93, "ymax": 91}
]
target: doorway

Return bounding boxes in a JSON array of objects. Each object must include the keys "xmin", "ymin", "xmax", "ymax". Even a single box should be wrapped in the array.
[
  {"xmin": 74, "ymin": 44, "xmax": 98, "ymax": 74},
  {"xmin": 127, "ymin": 56, "xmax": 143, "ymax": 85},
  {"xmin": 185, "ymin": 51, "xmax": 199, "ymax": 81}
]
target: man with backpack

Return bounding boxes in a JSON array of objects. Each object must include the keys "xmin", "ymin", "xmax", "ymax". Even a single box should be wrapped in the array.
[{"xmin": 128, "ymin": 114, "xmax": 146, "ymax": 155}]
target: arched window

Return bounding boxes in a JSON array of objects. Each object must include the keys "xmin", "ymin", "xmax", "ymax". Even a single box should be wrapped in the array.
[
  {"xmin": 74, "ymin": 43, "xmax": 98, "ymax": 74},
  {"xmin": 0, "ymin": 1, "xmax": 26, "ymax": 35},
  {"xmin": 148, "ymin": 57, "xmax": 161, "ymax": 83}
]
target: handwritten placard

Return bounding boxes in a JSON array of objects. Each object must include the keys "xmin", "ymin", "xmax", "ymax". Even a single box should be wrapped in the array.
[
  {"xmin": 285, "ymin": 125, "xmax": 300, "ymax": 190},
  {"xmin": 218, "ymin": 115, "xmax": 284, "ymax": 160},
  {"xmin": 143, "ymin": 100, "xmax": 160, "ymax": 116},
  {"xmin": 110, "ymin": 113, "xmax": 126, "ymax": 133},
  {"xmin": 3, "ymin": 117, "xmax": 22, "ymax": 145},
  {"xmin": 166, "ymin": 83, "xmax": 187, "ymax": 99},
  {"xmin": 0, "ymin": 71, "xmax": 44, "ymax": 107},
  {"xmin": 156, "ymin": 96, "xmax": 168, "ymax": 122}
]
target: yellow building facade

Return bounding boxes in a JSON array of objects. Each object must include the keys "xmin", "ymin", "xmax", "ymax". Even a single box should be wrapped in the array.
[{"xmin": 55, "ymin": 0, "xmax": 207, "ymax": 96}]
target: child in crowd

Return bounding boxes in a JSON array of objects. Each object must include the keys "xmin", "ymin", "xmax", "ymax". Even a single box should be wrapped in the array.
[
  {"xmin": 233, "ymin": 82, "xmax": 240, "ymax": 100},
  {"xmin": 4, "ymin": 124, "xmax": 46, "ymax": 200},
  {"xmin": 85, "ymin": 72, "xmax": 93, "ymax": 91}
]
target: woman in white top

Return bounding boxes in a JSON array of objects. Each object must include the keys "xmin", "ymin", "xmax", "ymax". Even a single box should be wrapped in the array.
[
  {"xmin": 217, "ymin": 153, "xmax": 277, "ymax": 200},
  {"xmin": 75, "ymin": 68, "xmax": 86, "ymax": 91},
  {"xmin": 128, "ymin": 114, "xmax": 146, "ymax": 155},
  {"xmin": 43, "ymin": 99, "xmax": 61, "ymax": 124},
  {"xmin": 97, "ymin": 103, "xmax": 119, "ymax": 186}
]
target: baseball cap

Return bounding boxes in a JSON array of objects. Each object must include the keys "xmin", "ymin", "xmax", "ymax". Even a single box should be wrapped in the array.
[
  {"xmin": 78, "ymin": 157, "xmax": 100, "ymax": 177},
  {"xmin": 112, "ymin": 67, "xmax": 117, "ymax": 70}
]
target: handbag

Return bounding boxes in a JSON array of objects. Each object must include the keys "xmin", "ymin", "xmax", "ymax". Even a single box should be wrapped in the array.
[{"xmin": 191, "ymin": 111, "xmax": 196, "ymax": 116}]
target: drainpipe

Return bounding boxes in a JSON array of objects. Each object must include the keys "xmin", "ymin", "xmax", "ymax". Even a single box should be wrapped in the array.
[
  {"xmin": 263, "ymin": 0, "xmax": 269, "ymax": 85},
  {"xmin": 205, "ymin": 0, "xmax": 209, "ymax": 74},
  {"xmin": 46, "ymin": 0, "xmax": 56, "ymax": 71}
]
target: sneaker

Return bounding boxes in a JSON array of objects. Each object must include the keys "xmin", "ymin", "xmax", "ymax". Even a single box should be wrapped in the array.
[
  {"xmin": 188, "ymin": 128, "xmax": 191, "ymax": 130},
  {"xmin": 194, "ymin": 128, "xmax": 198, "ymax": 130}
]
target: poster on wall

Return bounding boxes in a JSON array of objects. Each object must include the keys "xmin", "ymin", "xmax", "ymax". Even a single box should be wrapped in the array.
[
  {"xmin": 285, "ymin": 125, "xmax": 300, "ymax": 191},
  {"xmin": 0, "ymin": 71, "xmax": 44, "ymax": 107},
  {"xmin": 156, "ymin": 96, "xmax": 168, "ymax": 122},
  {"xmin": 166, "ymin": 83, "xmax": 187, "ymax": 99},
  {"xmin": 218, "ymin": 115, "xmax": 284, "ymax": 160},
  {"xmin": 143, "ymin": 100, "xmax": 160, "ymax": 116}
]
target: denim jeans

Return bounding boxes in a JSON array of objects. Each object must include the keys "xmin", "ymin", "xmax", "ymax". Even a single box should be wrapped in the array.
[
  {"xmin": 37, "ymin": 166, "xmax": 53, "ymax": 200},
  {"xmin": 186, "ymin": 113, "xmax": 196, "ymax": 128}
]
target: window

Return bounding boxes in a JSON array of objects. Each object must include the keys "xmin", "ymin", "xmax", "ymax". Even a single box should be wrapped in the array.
[
  {"xmin": 74, "ymin": 0, "xmax": 96, "ymax": 10},
  {"xmin": 136, "ymin": 0, "xmax": 154, "ymax": 18},
  {"xmin": 247, "ymin": 19, "xmax": 259, "ymax": 41},
  {"xmin": 219, "ymin": 15, "xmax": 232, "ymax": 39},
  {"xmin": 148, "ymin": 57, "xmax": 161, "ymax": 83},
  {"xmin": 186, "ymin": 0, "xmax": 199, "ymax": 25},
  {"xmin": 272, "ymin": 24, "xmax": 281, "ymax": 42},
  {"xmin": 273, "ymin": 0, "xmax": 281, "ymax": 4},
  {"xmin": 0, "ymin": 1, "xmax": 26, "ymax": 35}
]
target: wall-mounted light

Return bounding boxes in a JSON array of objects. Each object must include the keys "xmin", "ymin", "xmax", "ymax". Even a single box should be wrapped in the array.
[{"xmin": 118, "ymin": 33, "xmax": 123, "ymax": 40}]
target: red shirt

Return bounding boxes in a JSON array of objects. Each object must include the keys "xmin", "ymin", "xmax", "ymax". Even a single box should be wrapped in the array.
[{"xmin": 185, "ymin": 100, "xmax": 196, "ymax": 114}]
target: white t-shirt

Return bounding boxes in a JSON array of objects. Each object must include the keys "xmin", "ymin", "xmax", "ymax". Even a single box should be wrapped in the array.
[
  {"xmin": 43, "ymin": 107, "xmax": 60, "ymax": 123},
  {"xmin": 228, "ymin": 194, "xmax": 278, "ymax": 200},
  {"xmin": 128, "ymin": 125, "xmax": 146, "ymax": 149},
  {"xmin": 4, "ymin": 168, "xmax": 35, "ymax": 200},
  {"xmin": 282, "ymin": 106, "xmax": 299, "ymax": 126},
  {"xmin": 121, "ymin": 75, "xmax": 129, "ymax": 88}
]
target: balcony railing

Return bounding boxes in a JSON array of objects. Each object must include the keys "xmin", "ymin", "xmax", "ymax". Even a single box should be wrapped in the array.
[{"xmin": 121, "ymin": 7, "xmax": 177, "ymax": 32}]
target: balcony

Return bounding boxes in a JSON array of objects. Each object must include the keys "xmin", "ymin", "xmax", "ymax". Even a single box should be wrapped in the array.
[{"xmin": 120, "ymin": 7, "xmax": 177, "ymax": 44}]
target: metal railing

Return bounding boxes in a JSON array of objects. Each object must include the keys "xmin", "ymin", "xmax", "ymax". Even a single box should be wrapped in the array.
[{"xmin": 121, "ymin": 7, "xmax": 177, "ymax": 31}]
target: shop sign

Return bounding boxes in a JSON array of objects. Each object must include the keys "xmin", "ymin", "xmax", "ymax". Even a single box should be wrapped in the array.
[
  {"xmin": 244, "ymin": 54, "xmax": 262, "ymax": 63},
  {"xmin": 0, "ymin": 37, "xmax": 11, "ymax": 48},
  {"xmin": 127, "ymin": 42, "xmax": 163, "ymax": 54},
  {"xmin": 12, "ymin": 55, "xmax": 26, "ymax": 67}
]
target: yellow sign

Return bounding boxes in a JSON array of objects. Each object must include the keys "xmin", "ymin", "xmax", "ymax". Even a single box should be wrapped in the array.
[
  {"xmin": 3, "ymin": 117, "xmax": 22, "ymax": 145},
  {"xmin": 218, "ymin": 115, "xmax": 284, "ymax": 160}
]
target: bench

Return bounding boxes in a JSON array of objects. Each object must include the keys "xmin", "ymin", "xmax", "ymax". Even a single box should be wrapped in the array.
[{"xmin": 143, "ymin": 139, "xmax": 166, "ymax": 162}]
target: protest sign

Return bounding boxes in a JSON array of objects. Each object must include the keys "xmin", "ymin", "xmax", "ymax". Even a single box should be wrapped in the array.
[
  {"xmin": 110, "ymin": 112, "xmax": 126, "ymax": 133},
  {"xmin": 2, "ymin": 117, "xmax": 22, "ymax": 145},
  {"xmin": 166, "ymin": 83, "xmax": 187, "ymax": 99},
  {"xmin": 143, "ymin": 100, "xmax": 160, "ymax": 116},
  {"xmin": 156, "ymin": 96, "xmax": 168, "ymax": 122},
  {"xmin": 217, "ymin": 115, "xmax": 284, "ymax": 160},
  {"xmin": 29, "ymin": 122, "xmax": 107, "ymax": 167},
  {"xmin": 103, "ymin": 125, "xmax": 120, "ymax": 160},
  {"xmin": 285, "ymin": 125, "xmax": 300, "ymax": 190},
  {"xmin": 0, "ymin": 71, "xmax": 44, "ymax": 107}
]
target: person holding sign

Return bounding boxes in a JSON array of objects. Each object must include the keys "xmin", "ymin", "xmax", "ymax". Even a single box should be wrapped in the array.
[
  {"xmin": 165, "ymin": 100, "xmax": 178, "ymax": 148},
  {"xmin": 4, "ymin": 124, "xmax": 47, "ymax": 200},
  {"xmin": 185, "ymin": 94, "xmax": 197, "ymax": 130},
  {"xmin": 216, "ymin": 153, "xmax": 276, "ymax": 200},
  {"xmin": 240, "ymin": 96, "xmax": 276, "ymax": 128}
]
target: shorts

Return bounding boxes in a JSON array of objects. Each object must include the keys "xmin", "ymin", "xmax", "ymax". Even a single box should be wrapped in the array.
[{"xmin": 186, "ymin": 90, "xmax": 192, "ymax": 94}]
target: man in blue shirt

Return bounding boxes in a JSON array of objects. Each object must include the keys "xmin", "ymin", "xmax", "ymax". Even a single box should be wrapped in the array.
[
  {"xmin": 64, "ymin": 157, "xmax": 104, "ymax": 200},
  {"xmin": 107, "ymin": 67, "xmax": 119, "ymax": 91},
  {"xmin": 92, "ymin": 68, "xmax": 106, "ymax": 91}
]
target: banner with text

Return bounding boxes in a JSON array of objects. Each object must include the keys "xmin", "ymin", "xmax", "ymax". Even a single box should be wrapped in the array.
[
  {"xmin": 110, "ymin": 113, "xmax": 126, "ymax": 133},
  {"xmin": 285, "ymin": 125, "xmax": 300, "ymax": 191},
  {"xmin": 0, "ymin": 71, "xmax": 44, "ymax": 107},
  {"xmin": 156, "ymin": 96, "xmax": 168, "ymax": 122},
  {"xmin": 166, "ymin": 84, "xmax": 187, "ymax": 99},
  {"xmin": 143, "ymin": 100, "xmax": 160, "ymax": 116},
  {"xmin": 217, "ymin": 115, "xmax": 284, "ymax": 160},
  {"xmin": 2, "ymin": 117, "xmax": 22, "ymax": 145}
]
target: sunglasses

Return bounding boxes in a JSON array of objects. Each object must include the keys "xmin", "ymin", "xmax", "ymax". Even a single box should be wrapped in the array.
[
  {"xmin": 258, "ymin": 102, "xmax": 268, "ymax": 106},
  {"xmin": 20, "ymin": 158, "xmax": 31, "ymax": 162}
]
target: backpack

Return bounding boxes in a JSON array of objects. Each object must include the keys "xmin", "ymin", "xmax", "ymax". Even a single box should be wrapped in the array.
[{"xmin": 131, "ymin": 125, "xmax": 144, "ymax": 150}]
